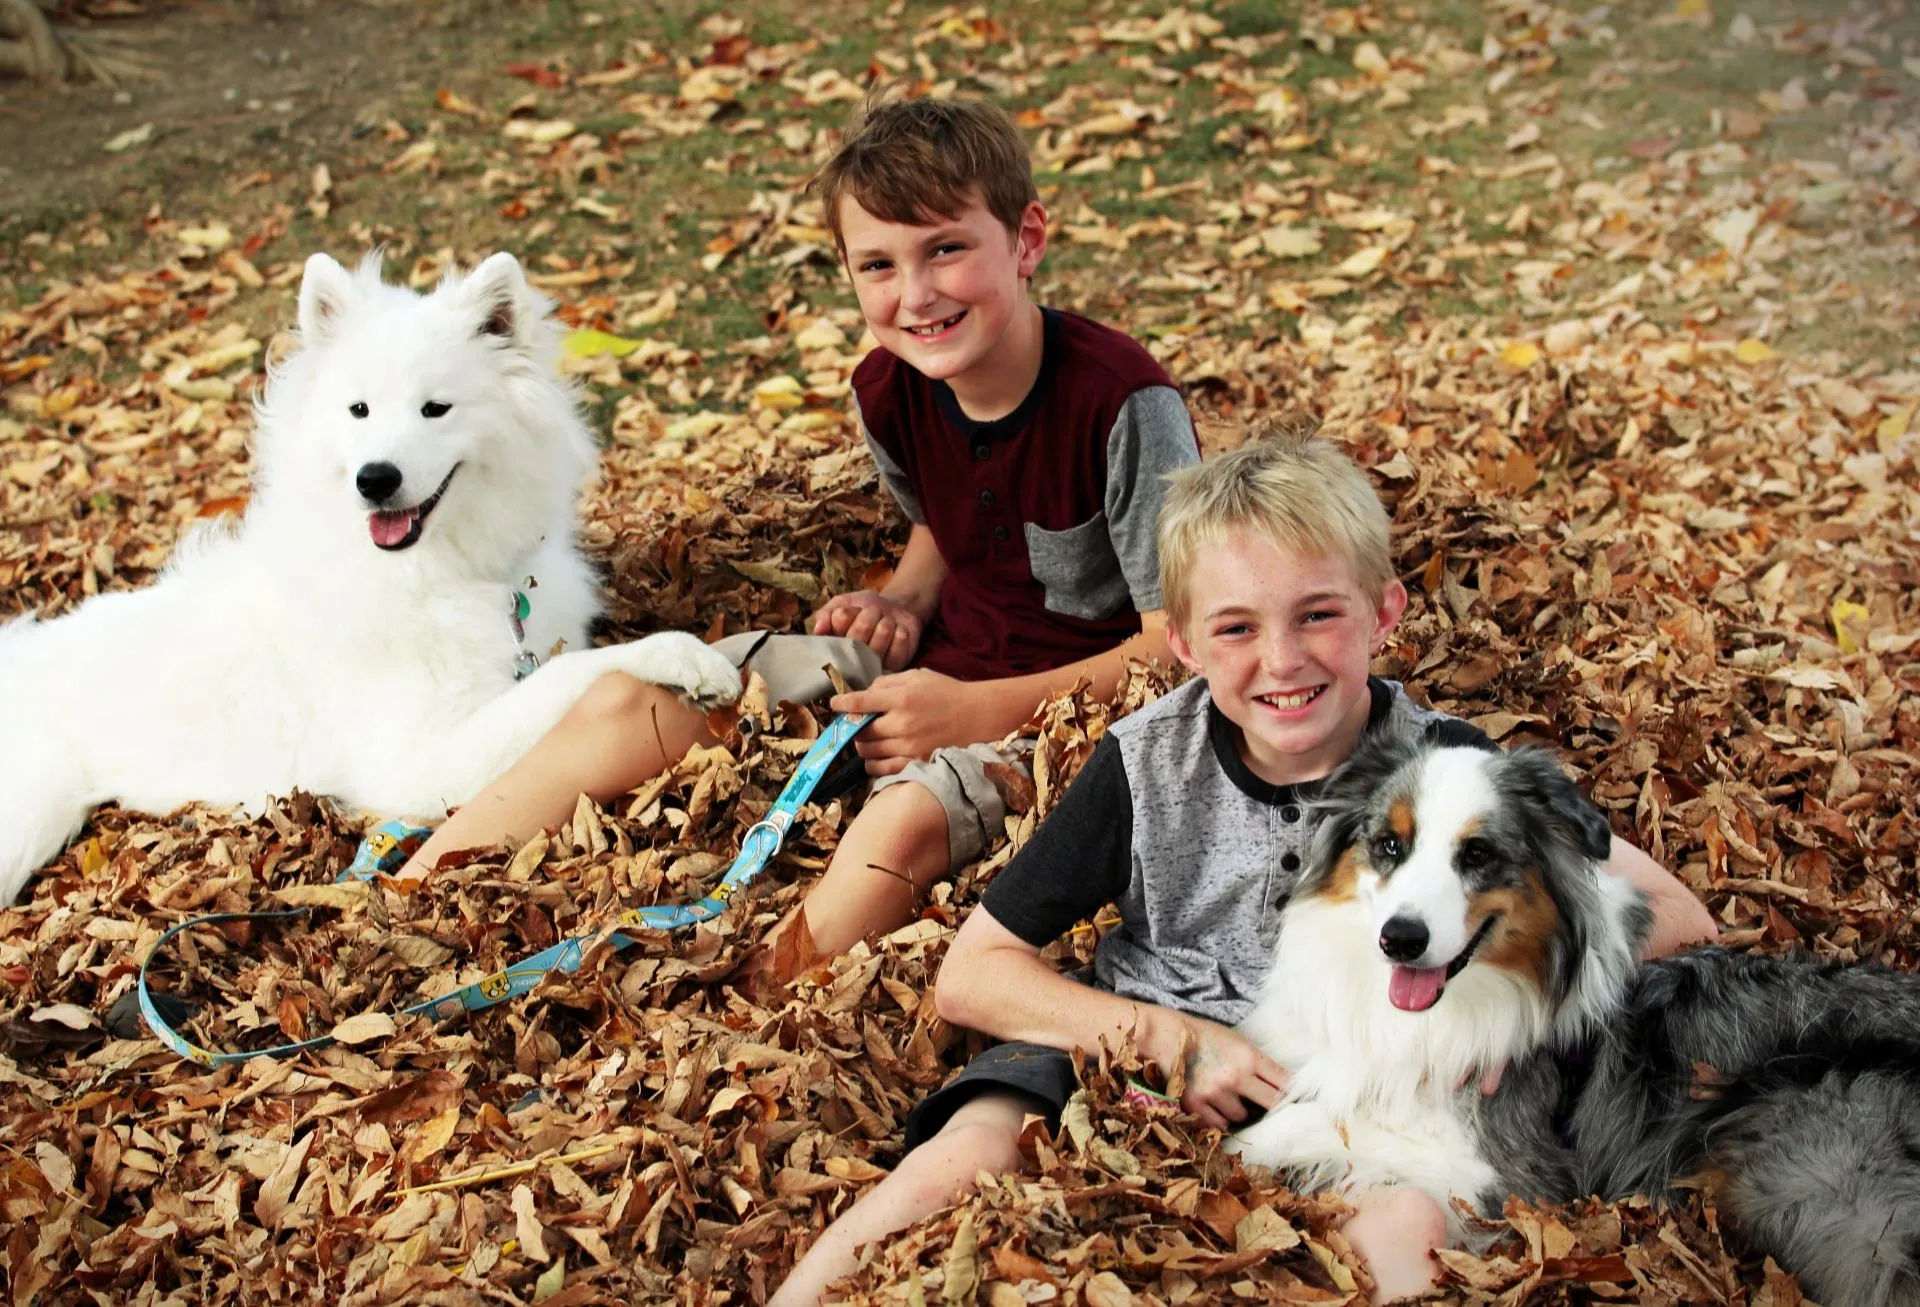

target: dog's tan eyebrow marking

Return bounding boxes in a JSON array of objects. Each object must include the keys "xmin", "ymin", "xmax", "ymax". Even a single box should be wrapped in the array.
[{"xmin": 1388, "ymin": 796, "xmax": 1416, "ymax": 847}]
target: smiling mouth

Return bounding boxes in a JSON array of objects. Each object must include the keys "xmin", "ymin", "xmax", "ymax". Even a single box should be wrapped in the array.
[
  {"xmin": 1386, "ymin": 913, "xmax": 1501, "ymax": 1013},
  {"xmin": 903, "ymin": 311, "xmax": 966, "ymax": 337},
  {"xmin": 1256, "ymin": 687, "xmax": 1325, "ymax": 711},
  {"xmin": 367, "ymin": 465, "xmax": 458, "ymax": 552}
]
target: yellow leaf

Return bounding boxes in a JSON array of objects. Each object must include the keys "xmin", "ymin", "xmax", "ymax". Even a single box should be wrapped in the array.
[
  {"xmin": 78, "ymin": 838, "xmax": 109, "ymax": 878},
  {"xmin": 663, "ymin": 412, "xmax": 728, "ymax": 442},
  {"xmin": 1500, "ymin": 341, "xmax": 1542, "ymax": 369},
  {"xmin": 562, "ymin": 329, "xmax": 644, "ymax": 359},
  {"xmin": 752, "ymin": 375, "xmax": 806, "ymax": 410},
  {"xmin": 1734, "ymin": 337, "xmax": 1776, "ymax": 364},
  {"xmin": 1674, "ymin": 0, "xmax": 1711, "ymax": 16},
  {"xmin": 1332, "ymin": 244, "xmax": 1387, "ymax": 278},
  {"xmin": 502, "ymin": 119, "xmax": 576, "ymax": 144},
  {"xmin": 1260, "ymin": 226, "xmax": 1322, "ymax": 259},
  {"xmin": 178, "ymin": 225, "xmax": 233, "ymax": 252},
  {"xmin": 403, "ymin": 1104, "xmax": 461, "ymax": 1164},
  {"xmin": 941, "ymin": 1211, "xmax": 981, "ymax": 1304},
  {"xmin": 1831, "ymin": 599, "xmax": 1871, "ymax": 654},
  {"xmin": 1877, "ymin": 400, "xmax": 1915, "ymax": 449}
]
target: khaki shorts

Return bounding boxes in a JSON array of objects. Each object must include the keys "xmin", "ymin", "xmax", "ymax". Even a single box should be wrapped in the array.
[{"xmin": 871, "ymin": 739, "xmax": 1034, "ymax": 870}]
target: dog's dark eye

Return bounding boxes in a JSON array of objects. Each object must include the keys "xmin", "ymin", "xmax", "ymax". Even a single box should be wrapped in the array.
[
  {"xmin": 421, "ymin": 400, "xmax": 451, "ymax": 419},
  {"xmin": 1458, "ymin": 838, "xmax": 1496, "ymax": 869},
  {"xmin": 349, "ymin": 402, "xmax": 369, "ymax": 419},
  {"xmin": 1371, "ymin": 834, "xmax": 1403, "ymax": 863}
]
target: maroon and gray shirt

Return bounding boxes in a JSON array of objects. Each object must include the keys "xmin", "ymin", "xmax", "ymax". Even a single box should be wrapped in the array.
[{"xmin": 852, "ymin": 308, "xmax": 1199, "ymax": 682}]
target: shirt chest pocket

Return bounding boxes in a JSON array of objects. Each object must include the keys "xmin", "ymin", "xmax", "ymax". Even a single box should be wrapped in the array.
[{"xmin": 1024, "ymin": 513, "xmax": 1131, "ymax": 621}]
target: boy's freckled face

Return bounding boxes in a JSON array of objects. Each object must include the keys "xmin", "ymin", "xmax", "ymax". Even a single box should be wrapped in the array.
[
  {"xmin": 837, "ymin": 193, "xmax": 1045, "ymax": 389},
  {"xmin": 1168, "ymin": 528, "xmax": 1407, "ymax": 787}
]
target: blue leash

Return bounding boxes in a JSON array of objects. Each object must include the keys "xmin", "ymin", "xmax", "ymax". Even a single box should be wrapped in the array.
[{"xmin": 138, "ymin": 712, "xmax": 872, "ymax": 1067}]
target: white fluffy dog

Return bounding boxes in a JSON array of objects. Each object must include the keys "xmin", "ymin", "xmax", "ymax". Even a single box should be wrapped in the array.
[{"xmin": 0, "ymin": 252, "xmax": 741, "ymax": 903}]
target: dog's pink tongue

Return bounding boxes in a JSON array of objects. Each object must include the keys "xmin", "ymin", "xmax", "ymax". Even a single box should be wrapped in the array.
[
  {"xmin": 1389, "ymin": 965, "xmax": 1448, "ymax": 1012},
  {"xmin": 368, "ymin": 508, "xmax": 416, "ymax": 547}
]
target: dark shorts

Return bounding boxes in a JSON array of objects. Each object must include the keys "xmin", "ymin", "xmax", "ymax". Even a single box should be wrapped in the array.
[{"xmin": 902, "ymin": 1041, "xmax": 1079, "ymax": 1151}]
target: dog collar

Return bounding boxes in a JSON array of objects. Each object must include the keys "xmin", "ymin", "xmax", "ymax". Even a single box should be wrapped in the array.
[{"xmin": 509, "ymin": 579, "xmax": 538, "ymax": 680}]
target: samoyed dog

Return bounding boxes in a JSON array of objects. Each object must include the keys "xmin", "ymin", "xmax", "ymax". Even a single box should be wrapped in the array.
[{"xmin": 0, "ymin": 251, "xmax": 741, "ymax": 903}]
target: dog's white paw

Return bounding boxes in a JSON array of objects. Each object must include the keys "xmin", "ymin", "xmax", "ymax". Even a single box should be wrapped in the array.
[{"xmin": 620, "ymin": 632, "xmax": 742, "ymax": 708}]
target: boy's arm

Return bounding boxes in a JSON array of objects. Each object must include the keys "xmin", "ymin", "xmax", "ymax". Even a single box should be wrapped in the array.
[
  {"xmin": 879, "ymin": 523, "xmax": 948, "ymax": 622},
  {"xmin": 1604, "ymin": 836, "xmax": 1717, "ymax": 959},
  {"xmin": 833, "ymin": 610, "xmax": 1171, "ymax": 775},
  {"xmin": 937, "ymin": 907, "xmax": 1288, "ymax": 1129},
  {"xmin": 973, "ymin": 610, "xmax": 1172, "ymax": 730}
]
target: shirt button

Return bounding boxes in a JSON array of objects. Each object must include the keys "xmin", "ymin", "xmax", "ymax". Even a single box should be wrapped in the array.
[
  {"xmin": 979, "ymin": 488, "xmax": 996, "ymax": 507},
  {"xmin": 993, "ymin": 524, "xmax": 1010, "ymax": 541},
  {"xmin": 1281, "ymin": 852, "xmax": 1301, "ymax": 873},
  {"xmin": 973, "ymin": 444, "xmax": 990, "ymax": 461},
  {"xmin": 1281, "ymin": 806, "xmax": 1300, "ymax": 823}
]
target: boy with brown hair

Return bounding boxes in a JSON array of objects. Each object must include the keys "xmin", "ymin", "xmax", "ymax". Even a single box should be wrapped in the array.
[
  {"xmin": 768, "ymin": 430, "xmax": 1716, "ymax": 1305},
  {"xmin": 401, "ymin": 94, "xmax": 1200, "ymax": 964}
]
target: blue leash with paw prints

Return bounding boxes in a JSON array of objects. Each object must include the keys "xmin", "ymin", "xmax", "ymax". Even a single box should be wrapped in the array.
[{"xmin": 137, "ymin": 711, "xmax": 872, "ymax": 1067}]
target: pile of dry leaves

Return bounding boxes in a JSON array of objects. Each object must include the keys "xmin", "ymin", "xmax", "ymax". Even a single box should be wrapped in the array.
[
  {"xmin": 2, "ymin": 243, "xmax": 1912, "ymax": 1307},
  {"xmin": 2, "ymin": 1, "xmax": 1918, "ymax": 1303}
]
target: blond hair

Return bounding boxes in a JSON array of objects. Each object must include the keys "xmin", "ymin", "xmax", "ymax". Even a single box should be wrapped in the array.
[
  {"xmin": 810, "ymin": 91, "xmax": 1039, "ymax": 255},
  {"xmin": 1159, "ymin": 424, "xmax": 1395, "ymax": 630}
]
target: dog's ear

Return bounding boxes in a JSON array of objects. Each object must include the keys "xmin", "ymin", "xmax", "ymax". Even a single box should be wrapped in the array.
[
  {"xmin": 464, "ymin": 252, "xmax": 531, "ymax": 344},
  {"xmin": 1502, "ymin": 748, "xmax": 1614, "ymax": 863},
  {"xmin": 298, "ymin": 253, "xmax": 358, "ymax": 343}
]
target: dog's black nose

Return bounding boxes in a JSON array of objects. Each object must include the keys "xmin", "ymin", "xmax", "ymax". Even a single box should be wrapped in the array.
[
  {"xmin": 356, "ymin": 462, "xmax": 403, "ymax": 503},
  {"xmin": 1379, "ymin": 916, "xmax": 1429, "ymax": 963}
]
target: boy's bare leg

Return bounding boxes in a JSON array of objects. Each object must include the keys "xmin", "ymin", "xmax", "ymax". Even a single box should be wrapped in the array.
[
  {"xmin": 763, "ymin": 781, "xmax": 951, "ymax": 961},
  {"xmin": 1343, "ymin": 1186, "xmax": 1448, "ymax": 1304},
  {"xmin": 769, "ymin": 1091, "xmax": 1035, "ymax": 1307},
  {"xmin": 398, "ymin": 673, "xmax": 717, "ymax": 879}
]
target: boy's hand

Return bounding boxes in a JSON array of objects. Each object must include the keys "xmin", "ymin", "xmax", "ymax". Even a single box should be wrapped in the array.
[
  {"xmin": 831, "ymin": 669, "xmax": 983, "ymax": 776},
  {"xmin": 1138, "ymin": 1007, "xmax": 1290, "ymax": 1131},
  {"xmin": 812, "ymin": 591, "xmax": 922, "ymax": 672}
]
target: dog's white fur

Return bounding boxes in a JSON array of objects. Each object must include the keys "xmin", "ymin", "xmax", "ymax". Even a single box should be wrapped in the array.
[
  {"xmin": 0, "ymin": 252, "xmax": 739, "ymax": 902},
  {"xmin": 1228, "ymin": 746, "xmax": 1643, "ymax": 1238}
]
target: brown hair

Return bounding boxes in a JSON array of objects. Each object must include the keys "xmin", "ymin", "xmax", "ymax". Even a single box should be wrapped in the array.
[{"xmin": 811, "ymin": 91, "xmax": 1039, "ymax": 254}]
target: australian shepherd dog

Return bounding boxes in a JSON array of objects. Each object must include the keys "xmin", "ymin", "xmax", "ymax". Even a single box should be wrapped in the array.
[{"xmin": 1230, "ymin": 729, "xmax": 1920, "ymax": 1307}]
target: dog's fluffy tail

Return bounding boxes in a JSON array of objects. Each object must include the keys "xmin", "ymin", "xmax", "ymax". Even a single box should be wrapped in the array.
[{"xmin": 1711, "ymin": 1066, "xmax": 1920, "ymax": 1307}]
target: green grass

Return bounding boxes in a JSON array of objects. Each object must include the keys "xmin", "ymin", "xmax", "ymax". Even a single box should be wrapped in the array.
[{"xmin": 2, "ymin": 0, "xmax": 1914, "ymax": 367}]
